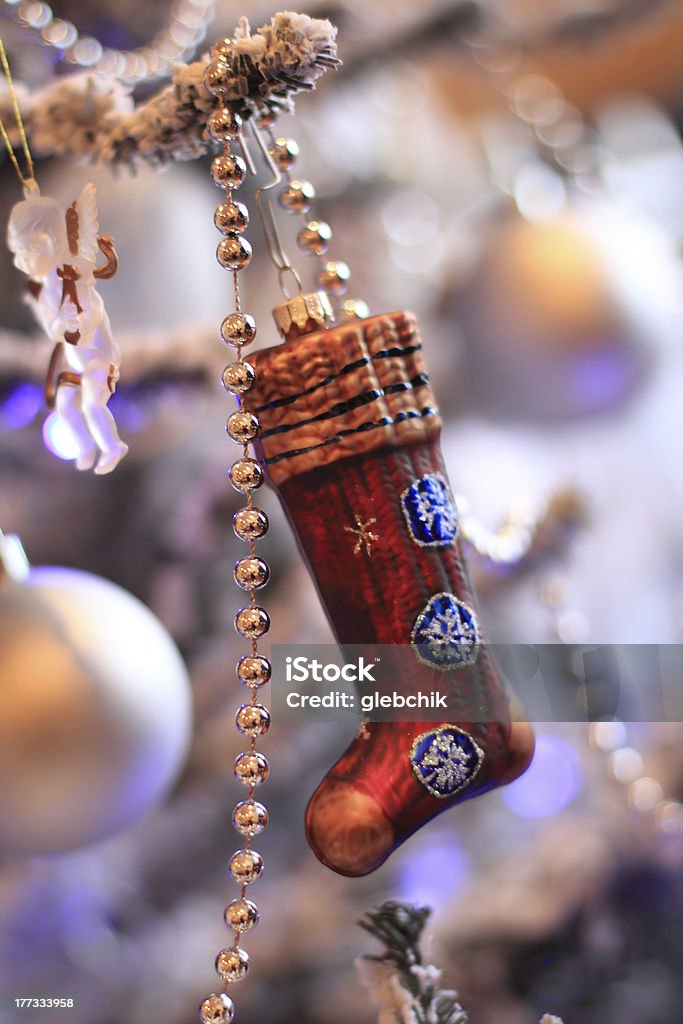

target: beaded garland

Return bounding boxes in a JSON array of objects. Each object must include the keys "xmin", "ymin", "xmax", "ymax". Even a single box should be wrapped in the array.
[
  {"xmin": 197, "ymin": 21, "xmax": 354, "ymax": 1020},
  {"xmin": 199, "ymin": 42, "xmax": 270, "ymax": 1024},
  {"xmin": 267, "ymin": 123, "xmax": 353, "ymax": 300}
]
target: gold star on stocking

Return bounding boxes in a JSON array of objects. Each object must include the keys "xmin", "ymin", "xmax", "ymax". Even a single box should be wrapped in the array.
[{"xmin": 344, "ymin": 515, "xmax": 380, "ymax": 557}]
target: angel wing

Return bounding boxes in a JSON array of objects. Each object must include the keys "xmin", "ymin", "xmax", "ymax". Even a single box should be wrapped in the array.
[{"xmin": 72, "ymin": 181, "xmax": 100, "ymax": 268}]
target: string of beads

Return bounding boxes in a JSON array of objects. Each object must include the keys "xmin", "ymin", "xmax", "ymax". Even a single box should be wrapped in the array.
[{"xmin": 198, "ymin": 40, "xmax": 272, "ymax": 1024}]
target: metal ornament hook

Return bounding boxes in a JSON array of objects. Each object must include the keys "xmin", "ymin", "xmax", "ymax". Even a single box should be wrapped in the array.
[
  {"xmin": 278, "ymin": 265, "xmax": 303, "ymax": 299},
  {"xmin": 248, "ymin": 119, "xmax": 304, "ymax": 300}
]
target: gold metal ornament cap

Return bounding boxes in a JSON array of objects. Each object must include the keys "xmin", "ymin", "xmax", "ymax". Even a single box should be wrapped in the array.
[{"xmin": 272, "ymin": 290, "xmax": 334, "ymax": 341}]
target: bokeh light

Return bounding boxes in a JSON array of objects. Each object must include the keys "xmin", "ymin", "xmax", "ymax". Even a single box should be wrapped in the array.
[
  {"xmin": 0, "ymin": 380, "xmax": 43, "ymax": 430},
  {"xmin": 396, "ymin": 834, "xmax": 470, "ymax": 908},
  {"xmin": 503, "ymin": 735, "xmax": 582, "ymax": 818},
  {"xmin": 41, "ymin": 411, "xmax": 80, "ymax": 461}
]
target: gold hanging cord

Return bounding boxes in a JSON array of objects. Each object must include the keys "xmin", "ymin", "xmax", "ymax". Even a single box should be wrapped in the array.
[{"xmin": 0, "ymin": 35, "xmax": 37, "ymax": 190}]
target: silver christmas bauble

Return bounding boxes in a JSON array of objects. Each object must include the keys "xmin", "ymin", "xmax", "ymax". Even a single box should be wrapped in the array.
[
  {"xmin": 0, "ymin": 567, "xmax": 192, "ymax": 854},
  {"xmin": 457, "ymin": 203, "xmax": 677, "ymax": 420}
]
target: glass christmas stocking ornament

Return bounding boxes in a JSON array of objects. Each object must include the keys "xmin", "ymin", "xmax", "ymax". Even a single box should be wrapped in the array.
[{"xmin": 251, "ymin": 295, "xmax": 535, "ymax": 876}]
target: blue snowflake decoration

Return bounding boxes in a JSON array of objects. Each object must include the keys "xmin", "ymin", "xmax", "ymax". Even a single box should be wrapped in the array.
[
  {"xmin": 411, "ymin": 592, "xmax": 480, "ymax": 671},
  {"xmin": 401, "ymin": 473, "xmax": 458, "ymax": 548},
  {"xmin": 410, "ymin": 726, "xmax": 484, "ymax": 799}
]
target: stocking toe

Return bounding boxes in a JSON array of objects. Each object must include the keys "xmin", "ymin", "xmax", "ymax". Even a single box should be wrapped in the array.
[{"xmin": 305, "ymin": 780, "xmax": 394, "ymax": 877}]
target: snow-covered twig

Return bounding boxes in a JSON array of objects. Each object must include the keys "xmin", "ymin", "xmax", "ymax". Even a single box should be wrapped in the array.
[
  {"xmin": 0, "ymin": 12, "xmax": 339, "ymax": 170},
  {"xmin": 357, "ymin": 903, "xmax": 468, "ymax": 1024},
  {"xmin": 357, "ymin": 902, "xmax": 565, "ymax": 1024}
]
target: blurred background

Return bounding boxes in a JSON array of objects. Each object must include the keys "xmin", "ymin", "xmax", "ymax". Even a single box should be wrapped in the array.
[{"xmin": 0, "ymin": 1, "xmax": 682, "ymax": 1022}]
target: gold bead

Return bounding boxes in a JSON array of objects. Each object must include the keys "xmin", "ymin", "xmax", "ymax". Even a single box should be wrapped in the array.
[
  {"xmin": 217, "ymin": 236, "xmax": 252, "ymax": 271},
  {"xmin": 207, "ymin": 106, "xmax": 242, "ymax": 142},
  {"xmin": 215, "ymin": 946, "xmax": 250, "ymax": 983},
  {"xmin": 234, "ymin": 751, "xmax": 269, "ymax": 786},
  {"xmin": 237, "ymin": 654, "xmax": 271, "ymax": 688},
  {"xmin": 210, "ymin": 37, "xmax": 234, "ymax": 61},
  {"xmin": 340, "ymin": 298, "xmax": 370, "ymax": 320},
  {"xmin": 258, "ymin": 108, "xmax": 277, "ymax": 127},
  {"xmin": 233, "ymin": 507, "xmax": 269, "ymax": 541},
  {"xmin": 297, "ymin": 219, "xmax": 332, "ymax": 255},
  {"xmin": 319, "ymin": 259, "xmax": 351, "ymax": 295},
  {"xmin": 215, "ymin": 200, "xmax": 249, "ymax": 234},
  {"xmin": 225, "ymin": 897, "xmax": 259, "ymax": 933},
  {"xmin": 279, "ymin": 179, "xmax": 315, "ymax": 213},
  {"xmin": 205, "ymin": 60, "xmax": 232, "ymax": 95},
  {"xmin": 235, "ymin": 702, "xmax": 271, "ymax": 736},
  {"xmin": 269, "ymin": 136, "xmax": 299, "ymax": 170},
  {"xmin": 229, "ymin": 848, "xmax": 264, "ymax": 884},
  {"xmin": 220, "ymin": 312, "xmax": 256, "ymax": 347},
  {"xmin": 227, "ymin": 410, "xmax": 260, "ymax": 443},
  {"xmin": 235, "ymin": 606, "xmax": 270, "ymax": 639},
  {"xmin": 234, "ymin": 556, "xmax": 270, "ymax": 590},
  {"xmin": 232, "ymin": 798, "xmax": 268, "ymax": 834},
  {"xmin": 199, "ymin": 992, "xmax": 235, "ymax": 1024},
  {"xmin": 229, "ymin": 458, "xmax": 264, "ymax": 493},
  {"xmin": 222, "ymin": 361, "xmax": 255, "ymax": 395},
  {"xmin": 211, "ymin": 154, "xmax": 247, "ymax": 189}
]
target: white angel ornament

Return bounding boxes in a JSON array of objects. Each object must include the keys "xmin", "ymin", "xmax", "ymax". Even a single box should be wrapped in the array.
[{"xmin": 7, "ymin": 181, "xmax": 128, "ymax": 474}]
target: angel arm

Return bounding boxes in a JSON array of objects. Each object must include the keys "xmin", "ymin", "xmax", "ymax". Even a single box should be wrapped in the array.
[{"xmin": 93, "ymin": 236, "xmax": 118, "ymax": 279}]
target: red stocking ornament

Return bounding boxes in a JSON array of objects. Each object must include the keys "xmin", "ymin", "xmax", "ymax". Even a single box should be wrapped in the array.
[{"xmin": 252, "ymin": 298, "xmax": 535, "ymax": 876}]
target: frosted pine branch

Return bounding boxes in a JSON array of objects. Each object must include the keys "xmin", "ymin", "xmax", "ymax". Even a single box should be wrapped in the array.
[
  {"xmin": 357, "ymin": 902, "xmax": 565, "ymax": 1024},
  {"xmin": 358, "ymin": 903, "xmax": 468, "ymax": 1024},
  {"xmin": 0, "ymin": 12, "xmax": 339, "ymax": 170}
]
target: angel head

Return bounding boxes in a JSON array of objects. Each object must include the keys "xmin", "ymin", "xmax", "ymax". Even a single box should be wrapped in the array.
[{"xmin": 6, "ymin": 194, "xmax": 70, "ymax": 278}]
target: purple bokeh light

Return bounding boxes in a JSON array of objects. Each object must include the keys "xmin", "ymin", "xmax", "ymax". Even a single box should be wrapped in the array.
[
  {"xmin": 396, "ymin": 834, "xmax": 470, "ymax": 907},
  {"xmin": 42, "ymin": 412, "xmax": 80, "ymax": 461},
  {"xmin": 0, "ymin": 381, "xmax": 43, "ymax": 430},
  {"xmin": 569, "ymin": 343, "xmax": 643, "ymax": 414},
  {"xmin": 503, "ymin": 734, "xmax": 582, "ymax": 818}
]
